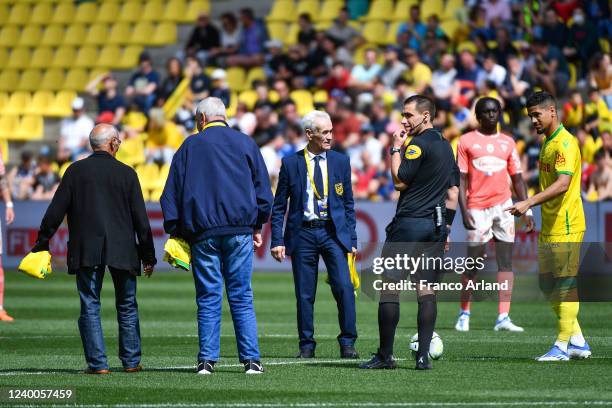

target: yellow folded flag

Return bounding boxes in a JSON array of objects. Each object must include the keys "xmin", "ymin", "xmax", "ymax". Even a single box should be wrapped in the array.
[
  {"xmin": 163, "ymin": 237, "xmax": 191, "ymax": 271},
  {"xmin": 19, "ymin": 251, "xmax": 52, "ymax": 279},
  {"xmin": 325, "ymin": 253, "xmax": 360, "ymax": 295}
]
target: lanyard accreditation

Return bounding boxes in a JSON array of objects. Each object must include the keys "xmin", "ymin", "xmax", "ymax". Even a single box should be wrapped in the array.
[{"xmin": 304, "ymin": 148, "xmax": 328, "ymax": 200}]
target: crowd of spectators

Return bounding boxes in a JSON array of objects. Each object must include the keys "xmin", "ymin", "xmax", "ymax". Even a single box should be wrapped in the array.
[{"xmin": 7, "ymin": 1, "xmax": 612, "ymax": 203}]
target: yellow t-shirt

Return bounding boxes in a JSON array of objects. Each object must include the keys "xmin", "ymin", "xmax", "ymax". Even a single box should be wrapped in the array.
[{"xmin": 538, "ymin": 124, "xmax": 586, "ymax": 236}]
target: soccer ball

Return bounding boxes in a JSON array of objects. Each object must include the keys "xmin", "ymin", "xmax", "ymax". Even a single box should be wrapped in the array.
[{"xmin": 409, "ymin": 332, "xmax": 444, "ymax": 360}]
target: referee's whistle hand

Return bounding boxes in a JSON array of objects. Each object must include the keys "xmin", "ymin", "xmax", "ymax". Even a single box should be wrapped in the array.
[
  {"xmin": 271, "ymin": 246, "xmax": 286, "ymax": 262},
  {"xmin": 392, "ymin": 130, "xmax": 407, "ymax": 148}
]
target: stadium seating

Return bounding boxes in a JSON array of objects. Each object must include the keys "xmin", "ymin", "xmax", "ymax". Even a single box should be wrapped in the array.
[
  {"xmin": 19, "ymin": 25, "xmax": 43, "ymax": 47},
  {"xmin": 41, "ymin": 25, "xmax": 65, "ymax": 47},
  {"xmin": 361, "ymin": 0, "xmax": 393, "ymax": 21},
  {"xmin": 26, "ymin": 91, "xmax": 55, "ymax": 116},
  {"xmin": 226, "ymin": 67, "xmax": 247, "ymax": 93},
  {"xmin": 18, "ymin": 70, "xmax": 42, "ymax": 92},
  {"xmin": 421, "ymin": 0, "xmax": 444, "ymax": 20},
  {"xmin": 142, "ymin": 1, "xmax": 165, "ymax": 22},
  {"xmin": 0, "ymin": 70, "xmax": 19, "ymax": 92},
  {"xmin": 30, "ymin": 3, "xmax": 53, "ymax": 25},
  {"xmin": 392, "ymin": 0, "xmax": 419, "ymax": 21},
  {"xmin": 362, "ymin": 21, "xmax": 387, "ymax": 45},
  {"xmin": 266, "ymin": 0, "xmax": 295, "ymax": 23},
  {"xmin": 74, "ymin": 2, "xmax": 98, "ymax": 24},
  {"xmin": 3, "ymin": 92, "xmax": 30, "ymax": 116},
  {"xmin": 32, "ymin": 47, "xmax": 58, "ymax": 71},
  {"xmin": 8, "ymin": 3, "xmax": 30, "ymax": 26},
  {"xmin": 319, "ymin": 0, "xmax": 344, "ymax": 22},
  {"xmin": 40, "ymin": 69, "xmax": 66, "ymax": 92},
  {"xmin": 13, "ymin": 115, "xmax": 43, "ymax": 141},
  {"xmin": 51, "ymin": 2, "xmax": 76, "ymax": 25},
  {"xmin": 120, "ymin": 0, "xmax": 143, "ymax": 23},
  {"xmin": 295, "ymin": 0, "xmax": 320, "ymax": 20}
]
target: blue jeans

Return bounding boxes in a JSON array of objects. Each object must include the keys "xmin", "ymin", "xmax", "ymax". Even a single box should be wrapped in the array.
[
  {"xmin": 290, "ymin": 225, "xmax": 357, "ymax": 351},
  {"xmin": 76, "ymin": 266, "xmax": 141, "ymax": 370},
  {"xmin": 191, "ymin": 234, "xmax": 260, "ymax": 362}
]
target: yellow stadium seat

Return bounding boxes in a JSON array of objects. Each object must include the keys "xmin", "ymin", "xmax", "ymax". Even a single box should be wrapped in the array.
[
  {"xmin": 267, "ymin": 22, "xmax": 287, "ymax": 41},
  {"xmin": 0, "ymin": 115, "xmax": 18, "ymax": 139},
  {"xmin": 8, "ymin": 3, "xmax": 31, "ymax": 25},
  {"xmin": 26, "ymin": 91, "xmax": 54, "ymax": 115},
  {"xmin": 296, "ymin": 0, "xmax": 319, "ymax": 20},
  {"xmin": 30, "ymin": 47, "xmax": 54, "ymax": 69},
  {"xmin": 74, "ymin": 2, "xmax": 98, "ymax": 24},
  {"xmin": 8, "ymin": 47, "xmax": 31, "ymax": 69},
  {"xmin": 40, "ymin": 68, "xmax": 66, "ymax": 91},
  {"xmin": 286, "ymin": 23, "xmax": 299, "ymax": 46},
  {"xmin": 19, "ymin": 25, "xmax": 42, "ymax": 47},
  {"xmin": 0, "ymin": 5, "xmax": 8, "ymax": 26},
  {"xmin": 18, "ymin": 69, "xmax": 42, "ymax": 92},
  {"xmin": 97, "ymin": 45, "xmax": 122, "ymax": 69},
  {"xmin": 392, "ymin": 0, "xmax": 418, "ymax": 21},
  {"xmin": 0, "ymin": 47, "xmax": 8, "ymax": 68},
  {"xmin": 0, "ymin": 138, "xmax": 7, "ymax": 164},
  {"xmin": 226, "ymin": 91, "xmax": 238, "ymax": 118},
  {"xmin": 46, "ymin": 90, "xmax": 76, "ymax": 117},
  {"xmin": 290, "ymin": 90, "xmax": 315, "ymax": 116},
  {"xmin": 41, "ymin": 25, "xmax": 65, "ymax": 47},
  {"xmin": 362, "ymin": 21, "xmax": 387, "ymax": 44},
  {"xmin": 266, "ymin": 0, "xmax": 295, "ymax": 23},
  {"xmin": 443, "ymin": 0, "xmax": 465, "ymax": 21},
  {"xmin": 74, "ymin": 46, "xmax": 99, "ymax": 69},
  {"xmin": 313, "ymin": 89, "xmax": 328, "ymax": 104},
  {"xmin": 0, "ymin": 70, "xmax": 19, "ymax": 92},
  {"xmin": 31, "ymin": 3, "xmax": 54, "ymax": 25},
  {"xmin": 569, "ymin": 62, "xmax": 577, "ymax": 89},
  {"xmin": 108, "ymin": 22, "xmax": 132, "ymax": 46},
  {"xmin": 97, "ymin": 2, "xmax": 120, "ymax": 24},
  {"xmin": 0, "ymin": 26, "xmax": 19, "ymax": 47},
  {"xmin": 155, "ymin": 163, "xmax": 170, "ymax": 190},
  {"xmin": 238, "ymin": 90, "xmax": 258, "ymax": 110},
  {"xmin": 13, "ymin": 115, "xmax": 43, "ymax": 141},
  {"xmin": 385, "ymin": 21, "xmax": 402, "ymax": 45},
  {"xmin": 226, "ymin": 67, "xmax": 246, "ymax": 92},
  {"xmin": 440, "ymin": 20, "xmax": 460, "ymax": 39},
  {"xmin": 85, "ymin": 23, "xmax": 109, "ymax": 46},
  {"xmin": 319, "ymin": 0, "xmax": 344, "ymax": 21},
  {"xmin": 152, "ymin": 22, "xmax": 177, "ymax": 46},
  {"xmin": 315, "ymin": 20, "xmax": 334, "ymax": 31},
  {"xmin": 245, "ymin": 67, "xmax": 266, "ymax": 88},
  {"xmin": 421, "ymin": 0, "xmax": 444, "ymax": 20},
  {"xmin": 142, "ymin": 0, "xmax": 164, "ymax": 22},
  {"xmin": 58, "ymin": 161, "xmax": 72, "ymax": 178},
  {"xmin": 131, "ymin": 21, "xmax": 155, "ymax": 45},
  {"xmin": 52, "ymin": 46, "xmax": 77, "ymax": 69},
  {"xmin": 117, "ymin": 134, "xmax": 145, "ymax": 167},
  {"xmin": 361, "ymin": 0, "xmax": 393, "ymax": 21},
  {"xmin": 163, "ymin": 0, "xmax": 187, "ymax": 22},
  {"xmin": 64, "ymin": 24, "xmax": 87, "ymax": 46},
  {"xmin": 0, "ymin": 93, "xmax": 6, "ymax": 112},
  {"xmin": 119, "ymin": 0, "xmax": 143, "ymax": 23},
  {"xmin": 182, "ymin": 0, "xmax": 211, "ymax": 23},
  {"xmin": 137, "ymin": 163, "xmax": 160, "ymax": 191},
  {"xmin": 62, "ymin": 68, "xmax": 87, "ymax": 91},
  {"xmin": 52, "ymin": 2, "xmax": 76, "ymax": 25},
  {"xmin": 3, "ymin": 92, "xmax": 31, "ymax": 116},
  {"xmin": 119, "ymin": 45, "xmax": 144, "ymax": 69}
]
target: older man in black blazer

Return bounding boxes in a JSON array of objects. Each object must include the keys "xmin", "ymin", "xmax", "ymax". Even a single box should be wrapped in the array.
[{"xmin": 32, "ymin": 123, "xmax": 156, "ymax": 374}]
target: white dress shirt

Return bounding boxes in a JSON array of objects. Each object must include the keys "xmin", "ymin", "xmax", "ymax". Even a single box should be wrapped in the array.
[{"xmin": 303, "ymin": 150, "xmax": 328, "ymax": 221}]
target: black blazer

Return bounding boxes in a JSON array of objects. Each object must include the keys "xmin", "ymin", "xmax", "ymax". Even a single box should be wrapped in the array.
[{"xmin": 32, "ymin": 151, "xmax": 156, "ymax": 275}]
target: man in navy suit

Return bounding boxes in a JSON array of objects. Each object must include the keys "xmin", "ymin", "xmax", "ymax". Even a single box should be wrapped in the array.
[{"xmin": 270, "ymin": 110, "xmax": 359, "ymax": 359}]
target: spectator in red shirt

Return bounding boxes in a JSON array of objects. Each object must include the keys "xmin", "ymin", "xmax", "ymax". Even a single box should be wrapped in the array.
[{"xmin": 322, "ymin": 62, "xmax": 351, "ymax": 93}]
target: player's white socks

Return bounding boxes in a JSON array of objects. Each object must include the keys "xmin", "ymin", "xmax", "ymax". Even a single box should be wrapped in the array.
[
  {"xmin": 570, "ymin": 333, "xmax": 586, "ymax": 347},
  {"xmin": 497, "ymin": 312, "xmax": 508, "ymax": 321},
  {"xmin": 554, "ymin": 340, "xmax": 568, "ymax": 353}
]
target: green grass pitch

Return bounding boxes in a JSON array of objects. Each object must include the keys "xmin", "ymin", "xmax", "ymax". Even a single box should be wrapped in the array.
[{"xmin": 1, "ymin": 271, "xmax": 612, "ymax": 407}]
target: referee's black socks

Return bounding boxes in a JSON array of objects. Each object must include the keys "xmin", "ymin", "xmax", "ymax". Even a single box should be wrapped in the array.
[
  {"xmin": 378, "ymin": 301, "xmax": 399, "ymax": 358},
  {"xmin": 417, "ymin": 294, "xmax": 437, "ymax": 359}
]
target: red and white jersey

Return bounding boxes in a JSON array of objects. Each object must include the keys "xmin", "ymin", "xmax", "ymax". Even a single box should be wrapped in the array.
[{"xmin": 457, "ymin": 130, "xmax": 522, "ymax": 210}]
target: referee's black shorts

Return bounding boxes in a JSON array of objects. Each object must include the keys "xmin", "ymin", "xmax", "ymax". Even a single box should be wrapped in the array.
[{"xmin": 380, "ymin": 216, "xmax": 447, "ymax": 286}]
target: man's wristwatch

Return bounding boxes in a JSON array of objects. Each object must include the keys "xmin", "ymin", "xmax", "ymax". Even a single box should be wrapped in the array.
[{"xmin": 390, "ymin": 147, "xmax": 401, "ymax": 155}]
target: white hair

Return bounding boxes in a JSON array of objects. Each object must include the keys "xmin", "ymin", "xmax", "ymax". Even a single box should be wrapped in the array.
[
  {"xmin": 196, "ymin": 97, "xmax": 227, "ymax": 119},
  {"xmin": 89, "ymin": 124, "xmax": 118, "ymax": 149},
  {"xmin": 302, "ymin": 110, "xmax": 331, "ymax": 133}
]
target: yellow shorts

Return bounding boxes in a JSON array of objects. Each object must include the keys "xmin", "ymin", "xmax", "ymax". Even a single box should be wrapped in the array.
[{"xmin": 538, "ymin": 232, "xmax": 584, "ymax": 278}]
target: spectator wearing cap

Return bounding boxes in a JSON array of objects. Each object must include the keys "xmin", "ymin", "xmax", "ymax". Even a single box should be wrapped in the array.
[
  {"xmin": 226, "ymin": 8, "xmax": 268, "ymax": 68},
  {"xmin": 209, "ymin": 69, "xmax": 231, "ymax": 107},
  {"xmin": 378, "ymin": 47, "xmax": 407, "ymax": 90},
  {"xmin": 184, "ymin": 12, "xmax": 220, "ymax": 63},
  {"xmin": 86, "ymin": 73, "xmax": 126, "ymax": 126},
  {"xmin": 31, "ymin": 154, "xmax": 60, "ymax": 201},
  {"xmin": 58, "ymin": 97, "xmax": 95, "ymax": 162},
  {"xmin": 325, "ymin": 8, "xmax": 363, "ymax": 51},
  {"xmin": 7, "ymin": 150, "xmax": 36, "ymax": 200},
  {"xmin": 125, "ymin": 53, "xmax": 160, "ymax": 114},
  {"xmin": 349, "ymin": 48, "xmax": 382, "ymax": 92},
  {"xmin": 397, "ymin": 5, "xmax": 427, "ymax": 51}
]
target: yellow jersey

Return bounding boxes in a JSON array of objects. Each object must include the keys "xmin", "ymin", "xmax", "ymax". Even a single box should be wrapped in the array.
[{"xmin": 538, "ymin": 124, "xmax": 586, "ymax": 236}]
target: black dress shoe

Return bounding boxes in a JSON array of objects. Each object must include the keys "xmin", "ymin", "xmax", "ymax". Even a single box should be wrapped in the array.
[
  {"xmin": 359, "ymin": 352, "xmax": 397, "ymax": 369},
  {"xmin": 296, "ymin": 349, "xmax": 315, "ymax": 358},
  {"xmin": 415, "ymin": 354, "xmax": 432, "ymax": 370},
  {"xmin": 340, "ymin": 345, "xmax": 359, "ymax": 359}
]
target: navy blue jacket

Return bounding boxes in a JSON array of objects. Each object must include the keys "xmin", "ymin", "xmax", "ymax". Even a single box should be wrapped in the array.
[
  {"xmin": 160, "ymin": 121, "xmax": 273, "ymax": 243},
  {"xmin": 271, "ymin": 149, "xmax": 357, "ymax": 255}
]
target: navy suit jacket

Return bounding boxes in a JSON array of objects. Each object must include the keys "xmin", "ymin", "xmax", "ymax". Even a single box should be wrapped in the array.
[{"xmin": 271, "ymin": 149, "xmax": 357, "ymax": 255}]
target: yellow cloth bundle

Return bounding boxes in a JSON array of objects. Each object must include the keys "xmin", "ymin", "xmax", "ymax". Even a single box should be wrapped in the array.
[
  {"xmin": 18, "ymin": 251, "xmax": 52, "ymax": 279},
  {"xmin": 163, "ymin": 237, "xmax": 191, "ymax": 271},
  {"xmin": 325, "ymin": 253, "xmax": 360, "ymax": 295}
]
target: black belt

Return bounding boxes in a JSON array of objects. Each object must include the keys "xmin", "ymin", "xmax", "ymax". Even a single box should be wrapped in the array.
[{"xmin": 302, "ymin": 219, "xmax": 332, "ymax": 228}]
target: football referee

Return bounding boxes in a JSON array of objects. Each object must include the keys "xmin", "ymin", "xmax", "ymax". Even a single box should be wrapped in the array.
[{"xmin": 360, "ymin": 95, "xmax": 459, "ymax": 370}]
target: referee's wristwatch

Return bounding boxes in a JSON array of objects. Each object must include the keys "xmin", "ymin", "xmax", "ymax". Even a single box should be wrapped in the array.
[{"xmin": 390, "ymin": 146, "xmax": 402, "ymax": 155}]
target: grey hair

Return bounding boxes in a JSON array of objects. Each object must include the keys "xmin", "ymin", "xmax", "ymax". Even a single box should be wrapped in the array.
[
  {"xmin": 89, "ymin": 124, "xmax": 118, "ymax": 149},
  {"xmin": 302, "ymin": 110, "xmax": 331, "ymax": 133},
  {"xmin": 196, "ymin": 97, "xmax": 227, "ymax": 119}
]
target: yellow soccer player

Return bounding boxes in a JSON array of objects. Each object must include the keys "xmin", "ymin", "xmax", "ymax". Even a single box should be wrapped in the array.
[{"xmin": 506, "ymin": 91, "xmax": 590, "ymax": 361}]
